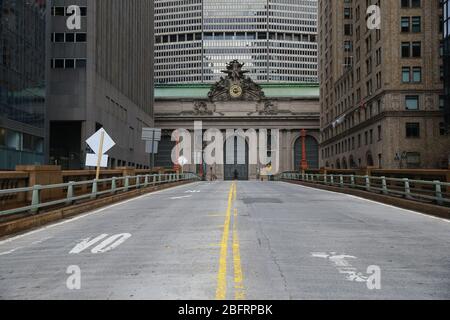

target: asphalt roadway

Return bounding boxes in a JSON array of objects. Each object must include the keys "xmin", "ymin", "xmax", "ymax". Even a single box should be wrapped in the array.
[{"xmin": 0, "ymin": 181, "xmax": 449, "ymax": 300}]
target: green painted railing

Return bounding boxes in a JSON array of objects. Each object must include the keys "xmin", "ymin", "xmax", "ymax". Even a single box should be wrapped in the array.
[
  {"xmin": 277, "ymin": 172, "xmax": 450, "ymax": 207},
  {"xmin": 0, "ymin": 173, "xmax": 200, "ymax": 217}
]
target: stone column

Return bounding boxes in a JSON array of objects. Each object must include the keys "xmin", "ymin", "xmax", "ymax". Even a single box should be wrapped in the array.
[{"xmin": 16, "ymin": 165, "xmax": 63, "ymax": 202}]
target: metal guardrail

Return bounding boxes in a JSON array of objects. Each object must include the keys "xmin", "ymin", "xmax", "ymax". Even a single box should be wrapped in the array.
[
  {"xmin": 278, "ymin": 172, "xmax": 450, "ymax": 207},
  {"xmin": 0, "ymin": 173, "xmax": 200, "ymax": 217}
]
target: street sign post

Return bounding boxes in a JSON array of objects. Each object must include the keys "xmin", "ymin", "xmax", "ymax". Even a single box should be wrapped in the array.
[{"xmin": 85, "ymin": 128, "xmax": 116, "ymax": 180}]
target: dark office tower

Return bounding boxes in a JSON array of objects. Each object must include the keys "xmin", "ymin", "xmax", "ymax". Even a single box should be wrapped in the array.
[
  {"xmin": 444, "ymin": 0, "xmax": 450, "ymax": 130},
  {"xmin": 47, "ymin": 0, "xmax": 154, "ymax": 169},
  {"xmin": 0, "ymin": 0, "xmax": 47, "ymax": 170},
  {"xmin": 154, "ymin": 0, "xmax": 318, "ymax": 84}
]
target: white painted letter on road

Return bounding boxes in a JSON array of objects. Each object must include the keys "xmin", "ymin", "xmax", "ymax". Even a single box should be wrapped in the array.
[{"xmin": 66, "ymin": 265, "xmax": 81, "ymax": 290}]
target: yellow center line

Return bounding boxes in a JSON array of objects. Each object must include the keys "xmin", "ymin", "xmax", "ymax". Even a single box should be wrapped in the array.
[
  {"xmin": 233, "ymin": 208, "xmax": 246, "ymax": 300},
  {"xmin": 215, "ymin": 181, "xmax": 235, "ymax": 300}
]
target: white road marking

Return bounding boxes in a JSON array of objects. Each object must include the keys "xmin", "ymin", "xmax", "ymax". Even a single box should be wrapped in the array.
[
  {"xmin": 312, "ymin": 252, "xmax": 368, "ymax": 282},
  {"xmin": 185, "ymin": 190, "xmax": 200, "ymax": 193},
  {"xmin": 284, "ymin": 182, "xmax": 450, "ymax": 223},
  {"xmin": 0, "ymin": 247, "xmax": 22, "ymax": 256},
  {"xmin": 0, "ymin": 182, "xmax": 201, "ymax": 247},
  {"xmin": 70, "ymin": 233, "xmax": 132, "ymax": 254},
  {"xmin": 170, "ymin": 195, "xmax": 192, "ymax": 200},
  {"xmin": 70, "ymin": 234, "xmax": 109, "ymax": 254},
  {"xmin": 32, "ymin": 237, "xmax": 53, "ymax": 245},
  {"xmin": 90, "ymin": 233, "xmax": 132, "ymax": 253},
  {"xmin": 0, "ymin": 237, "xmax": 52, "ymax": 255}
]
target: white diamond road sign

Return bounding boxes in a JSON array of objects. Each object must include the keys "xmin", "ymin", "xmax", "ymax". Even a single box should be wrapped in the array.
[{"xmin": 85, "ymin": 128, "xmax": 116, "ymax": 167}]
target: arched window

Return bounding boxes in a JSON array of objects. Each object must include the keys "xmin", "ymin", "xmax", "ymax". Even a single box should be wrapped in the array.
[
  {"xmin": 336, "ymin": 158, "xmax": 341, "ymax": 169},
  {"xmin": 342, "ymin": 157, "xmax": 348, "ymax": 169},
  {"xmin": 349, "ymin": 155, "xmax": 357, "ymax": 169}
]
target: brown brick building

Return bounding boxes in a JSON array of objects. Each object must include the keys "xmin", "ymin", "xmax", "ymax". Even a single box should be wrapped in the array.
[{"xmin": 319, "ymin": 0, "xmax": 450, "ymax": 169}]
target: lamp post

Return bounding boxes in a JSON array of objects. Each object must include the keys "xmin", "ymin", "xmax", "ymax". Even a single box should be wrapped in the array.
[{"xmin": 300, "ymin": 129, "xmax": 308, "ymax": 172}]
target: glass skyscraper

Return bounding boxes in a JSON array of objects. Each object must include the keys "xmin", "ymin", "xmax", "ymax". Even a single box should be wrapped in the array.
[
  {"xmin": 0, "ymin": 0, "xmax": 46, "ymax": 169},
  {"xmin": 154, "ymin": 0, "xmax": 318, "ymax": 84}
]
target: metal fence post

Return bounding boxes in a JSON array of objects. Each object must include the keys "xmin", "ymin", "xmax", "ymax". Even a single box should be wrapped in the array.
[
  {"xmin": 144, "ymin": 175, "xmax": 149, "ymax": 187},
  {"xmin": 111, "ymin": 177, "xmax": 117, "ymax": 194},
  {"xmin": 324, "ymin": 174, "xmax": 328, "ymax": 185},
  {"xmin": 30, "ymin": 185, "xmax": 41, "ymax": 214},
  {"xmin": 66, "ymin": 181, "xmax": 75, "ymax": 205},
  {"xmin": 330, "ymin": 174, "xmax": 334, "ymax": 186},
  {"xmin": 403, "ymin": 178, "xmax": 412, "ymax": 199},
  {"xmin": 381, "ymin": 176, "xmax": 388, "ymax": 195},
  {"xmin": 365, "ymin": 175, "xmax": 371, "ymax": 191},
  {"xmin": 434, "ymin": 181, "xmax": 444, "ymax": 205},
  {"xmin": 339, "ymin": 175, "xmax": 344, "ymax": 187},
  {"xmin": 136, "ymin": 175, "xmax": 141, "ymax": 189},
  {"xmin": 91, "ymin": 180, "xmax": 98, "ymax": 199},
  {"xmin": 301, "ymin": 172, "xmax": 305, "ymax": 181},
  {"xmin": 124, "ymin": 176, "xmax": 130, "ymax": 192},
  {"xmin": 350, "ymin": 175, "xmax": 355, "ymax": 188}
]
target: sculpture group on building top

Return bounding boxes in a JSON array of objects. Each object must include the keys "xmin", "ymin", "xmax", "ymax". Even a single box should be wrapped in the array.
[{"xmin": 208, "ymin": 60, "xmax": 266, "ymax": 102}]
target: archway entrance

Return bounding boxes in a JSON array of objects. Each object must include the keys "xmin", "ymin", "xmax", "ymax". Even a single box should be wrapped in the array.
[
  {"xmin": 367, "ymin": 152, "xmax": 374, "ymax": 167},
  {"xmin": 224, "ymin": 136, "xmax": 249, "ymax": 181},
  {"xmin": 294, "ymin": 135, "xmax": 319, "ymax": 170}
]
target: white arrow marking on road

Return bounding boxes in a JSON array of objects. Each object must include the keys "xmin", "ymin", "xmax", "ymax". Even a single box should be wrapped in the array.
[
  {"xmin": 312, "ymin": 252, "xmax": 368, "ymax": 282},
  {"xmin": 70, "ymin": 234, "xmax": 109, "ymax": 254},
  {"xmin": 70, "ymin": 233, "xmax": 132, "ymax": 254},
  {"xmin": 91, "ymin": 233, "xmax": 132, "ymax": 254}
]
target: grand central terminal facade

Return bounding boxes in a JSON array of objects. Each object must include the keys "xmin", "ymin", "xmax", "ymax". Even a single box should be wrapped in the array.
[{"xmin": 154, "ymin": 61, "xmax": 320, "ymax": 180}]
